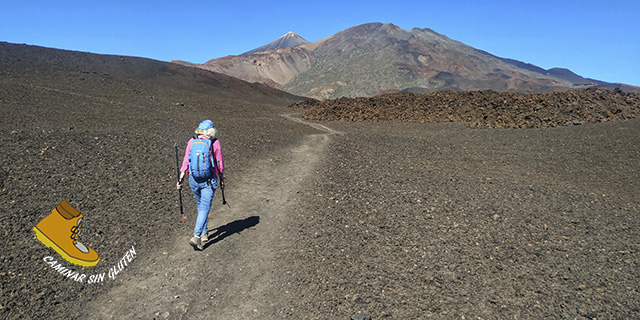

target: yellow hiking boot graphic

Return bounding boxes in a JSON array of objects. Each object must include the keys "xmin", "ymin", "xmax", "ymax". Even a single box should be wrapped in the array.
[{"xmin": 33, "ymin": 200, "xmax": 100, "ymax": 267}]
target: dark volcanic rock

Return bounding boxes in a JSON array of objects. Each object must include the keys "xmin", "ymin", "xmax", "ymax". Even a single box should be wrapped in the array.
[
  {"xmin": 351, "ymin": 312, "xmax": 371, "ymax": 320},
  {"xmin": 293, "ymin": 88, "xmax": 640, "ymax": 128}
]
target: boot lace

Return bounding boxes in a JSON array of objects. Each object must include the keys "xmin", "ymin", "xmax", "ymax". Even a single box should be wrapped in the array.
[{"xmin": 70, "ymin": 219, "xmax": 83, "ymax": 244}]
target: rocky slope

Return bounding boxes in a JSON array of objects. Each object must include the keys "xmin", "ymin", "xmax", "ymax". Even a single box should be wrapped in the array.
[
  {"xmin": 178, "ymin": 47, "xmax": 316, "ymax": 90},
  {"xmin": 293, "ymin": 87, "xmax": 640, "ymax": 128}
]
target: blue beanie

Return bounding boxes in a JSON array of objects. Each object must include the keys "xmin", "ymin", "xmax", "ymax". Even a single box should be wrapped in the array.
[{"xmin": 198, "ymin": 119, "xmax": 214, "ymax": 130}]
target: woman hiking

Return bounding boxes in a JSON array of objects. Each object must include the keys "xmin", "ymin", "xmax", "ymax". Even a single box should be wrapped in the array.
[{"xmin": 176, "ymin": 119, "xmax": 224, "ymax": 250}]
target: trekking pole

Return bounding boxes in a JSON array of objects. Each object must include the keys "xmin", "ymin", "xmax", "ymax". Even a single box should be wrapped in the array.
[
  {"xmin": 214, "ymin": 161, "xmax": 230, "ymax": 208},
  {"xmin": 174, "ymin": 143, "xmax": 185, "ymax": 224},
  {"xmin": 220, "ymin": 173, "xmax": 230, "ymax": 208}
]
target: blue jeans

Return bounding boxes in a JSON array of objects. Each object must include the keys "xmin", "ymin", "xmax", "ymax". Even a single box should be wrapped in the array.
[{"xmin": 188, "ymin": 174, "xmax": 217, "ymax": 237}]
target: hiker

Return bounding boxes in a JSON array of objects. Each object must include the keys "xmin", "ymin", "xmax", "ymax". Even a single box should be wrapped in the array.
[{"xmin": 176, "ymin": 119, "xmax": 225, "ymax": 250}]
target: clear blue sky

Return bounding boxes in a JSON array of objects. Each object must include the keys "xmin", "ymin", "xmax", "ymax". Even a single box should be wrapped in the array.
[{"xmin": 2, "ymin": 0, "xmax": 639, "ymax": 86}]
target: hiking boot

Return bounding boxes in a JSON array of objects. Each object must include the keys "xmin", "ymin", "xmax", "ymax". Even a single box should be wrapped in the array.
[
  {"xmin": 201, "ymin": 232, "xmax": 208, "ymax": 243},
  {"xmin": 189, "ymin": 236, "xmax": 201, "ymax": 251},
  {"xmin": 33, "ymin": 200, "xmax": 100, "ymax": 267}
]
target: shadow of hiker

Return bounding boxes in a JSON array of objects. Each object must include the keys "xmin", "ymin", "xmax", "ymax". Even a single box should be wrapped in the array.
[{"xmin": 202, "ymin": 216, "xmax": 260, "ymax": 250}]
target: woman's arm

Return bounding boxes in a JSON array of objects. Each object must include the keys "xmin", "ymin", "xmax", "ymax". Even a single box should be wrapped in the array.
[{"xmin": 213, "ymin": 139, "xmax": 224, "ymax": 174}]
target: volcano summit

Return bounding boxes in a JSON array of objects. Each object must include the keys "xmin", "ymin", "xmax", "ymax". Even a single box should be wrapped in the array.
[{"xmin": 242, "ymin": 31, "xmax": 310, "ymax": 55}]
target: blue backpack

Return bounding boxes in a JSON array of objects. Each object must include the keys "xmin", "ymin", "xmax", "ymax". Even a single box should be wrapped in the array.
[{"xmin": 189, "ymin": 138, "xmax": 217, "ymax": 180}]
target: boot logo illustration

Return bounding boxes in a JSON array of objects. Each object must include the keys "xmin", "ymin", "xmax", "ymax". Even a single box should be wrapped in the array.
[{"xmin": 33, "ymin": 200, "xmax": 100, "ymax": 267}]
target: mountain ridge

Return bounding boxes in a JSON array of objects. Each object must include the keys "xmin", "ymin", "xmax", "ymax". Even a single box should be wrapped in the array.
[{"xmin": 175, "ymin": 23, "xmax": 639, "ymax": 99}]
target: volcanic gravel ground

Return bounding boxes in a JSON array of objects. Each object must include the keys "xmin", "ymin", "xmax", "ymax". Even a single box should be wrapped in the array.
[
  {"xmin": 279, "ymin": 119, "xmax": 640, "ymax": 319},
  {"xmin": 0, "ymin": 61, "xmax": 311, "ymax": 319},
  {"xmin": 1, "ymin": 43, "xmax": 639, "ymax": 319},
  {"xmin": 293, "ymin": 88, "xmax": 640, "ymax": 128}
]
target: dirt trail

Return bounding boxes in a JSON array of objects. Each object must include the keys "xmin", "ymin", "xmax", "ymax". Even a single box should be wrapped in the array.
[{"xmin": 83, "ymin": 114, "xmax": 336, "ymax": 319}]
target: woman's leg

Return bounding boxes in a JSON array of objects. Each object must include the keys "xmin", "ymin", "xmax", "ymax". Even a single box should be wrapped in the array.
[
  {"xmin": 193, "ymin": 180, "xmax": 216, "ymax": 237},
  {"xmin": 189, "ymin": 175, "xmax": 205, "ymax": 237},
  {"xmin": 202, "ymin": 178, "xmax": 217, "ymax": 235}
]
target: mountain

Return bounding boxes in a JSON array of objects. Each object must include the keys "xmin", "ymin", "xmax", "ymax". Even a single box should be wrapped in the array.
[
  {"xmin": 176, "ymin": 23, "xmax": 639, "ymax": 100},
  {"xmin": 243, "ymin": 31, "xmax": 310, "ymax": 55}
]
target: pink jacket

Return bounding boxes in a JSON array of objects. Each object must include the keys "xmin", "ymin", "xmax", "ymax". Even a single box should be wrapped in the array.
[{"xmin": 180, "ymin": 136, "xmax": 224, "ymax": 176}]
